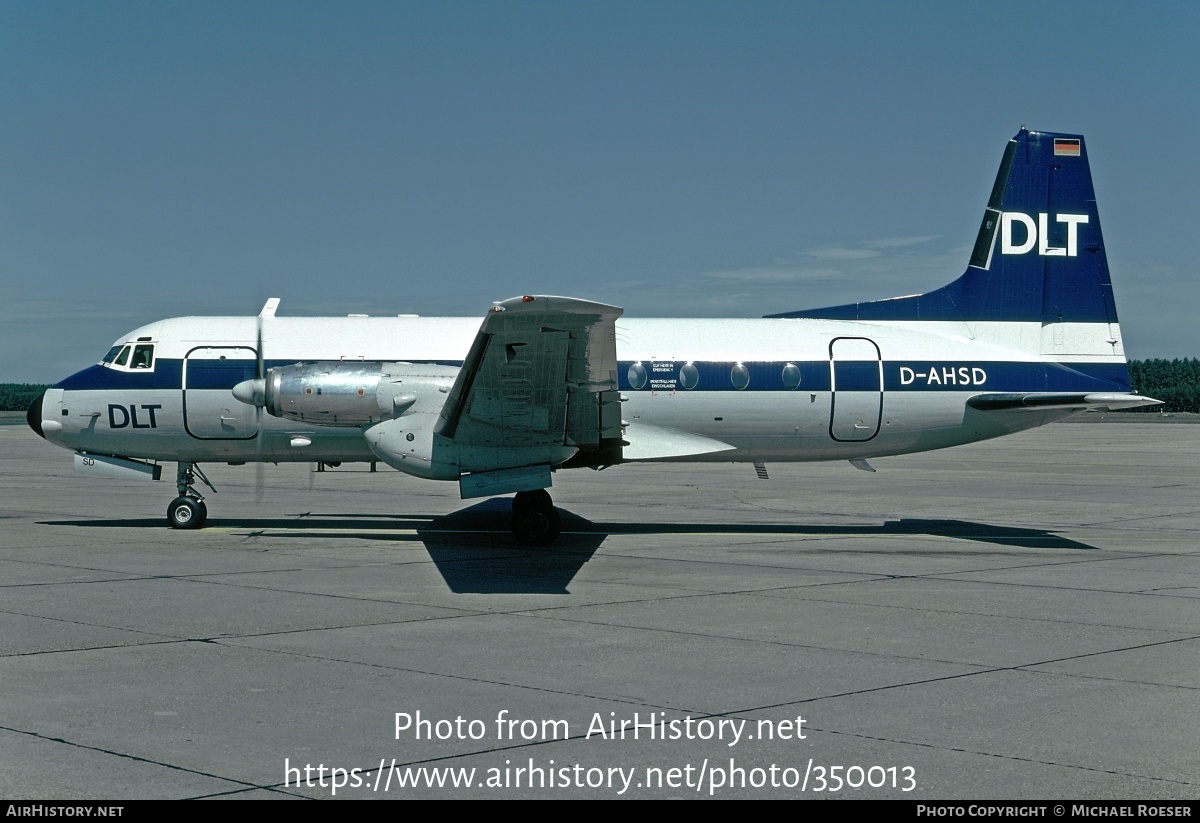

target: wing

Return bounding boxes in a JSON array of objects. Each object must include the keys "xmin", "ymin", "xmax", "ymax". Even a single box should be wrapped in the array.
[{"xmin": 437, "ymin": 295, "xmax": 625, "ymax": 497}]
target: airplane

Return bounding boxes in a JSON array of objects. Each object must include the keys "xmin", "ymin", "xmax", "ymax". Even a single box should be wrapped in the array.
[{"xmin": 27, "ymin": 128, "xmax": 1161, "ymax": 545}]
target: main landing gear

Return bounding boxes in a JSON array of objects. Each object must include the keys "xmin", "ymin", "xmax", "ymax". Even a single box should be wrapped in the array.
[
  {"xmin": 511, "ymin": 489, "xmax": 560, "ymax": 546},
  {"xmin": 167, "ymin": 462, "xmax": 214, "ymax": 530}
]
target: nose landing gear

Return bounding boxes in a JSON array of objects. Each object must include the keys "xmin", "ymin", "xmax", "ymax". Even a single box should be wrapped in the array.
[{"xmin": 168, "ymin": 462, "xmax": 214, "ymax": 529}]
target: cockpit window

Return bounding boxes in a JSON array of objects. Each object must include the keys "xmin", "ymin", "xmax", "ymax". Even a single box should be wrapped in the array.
[
  {"xmin": 130, "ymin": 344, "xmax": 154, "ymax": 369},
  {"xmin": 102, "ymin": 343, "xmax": 154, "ymax": 371}
]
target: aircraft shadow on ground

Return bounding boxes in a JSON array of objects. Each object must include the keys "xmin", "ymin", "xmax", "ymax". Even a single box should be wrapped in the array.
[{"xmin": 40, "ymin": 502, "xmax": 1095, "ymax": 594}]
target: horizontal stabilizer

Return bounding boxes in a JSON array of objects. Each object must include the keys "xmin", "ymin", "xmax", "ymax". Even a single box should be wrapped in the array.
[
  {"xmin": 621, "ymin": 423, "xmax": 735, "ymax": 461},
  {"xmin": 967, "ymin": 393, "xmax": 1162, "ymax": 412}
]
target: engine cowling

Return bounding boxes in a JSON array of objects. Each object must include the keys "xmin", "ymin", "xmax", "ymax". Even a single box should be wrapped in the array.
[{"xmin": 236, "ymin": 362, "xmax": 457, "ymax": 426}]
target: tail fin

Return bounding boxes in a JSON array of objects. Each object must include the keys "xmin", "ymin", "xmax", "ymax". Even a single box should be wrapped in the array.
[{"xmin": 767, "ymin": 129, "xmax": 1119, "ymax": 326}]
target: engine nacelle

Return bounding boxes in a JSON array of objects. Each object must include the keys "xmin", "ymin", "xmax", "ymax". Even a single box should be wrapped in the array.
[{"xmin": 258, "ymin": 362, "xmax": 456, "ymax": 426}]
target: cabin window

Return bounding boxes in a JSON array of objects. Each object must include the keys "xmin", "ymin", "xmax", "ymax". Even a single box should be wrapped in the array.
[
  {"xmin": 679, "ymin": 362, "xmax": 699, "ymax": 390},
  {"xmin": 730, "ymin": 363, "xmax": 750, "ymax": 390},
  {"xmin": 628, "ymin": 362, "xmax": 648, "ymax": 390},
  {"xmin": 113, "ymin": 346, "xmax": 130, "ymax": 367},
  {"xmin": 782, "ymin": 363, "xmax": 801, "ymax": 389}
]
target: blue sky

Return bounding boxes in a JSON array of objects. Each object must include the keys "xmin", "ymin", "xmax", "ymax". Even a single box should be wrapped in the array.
[{"xmin": 3, "ymin": 1, "xmax": 1197, "ymax": 382}]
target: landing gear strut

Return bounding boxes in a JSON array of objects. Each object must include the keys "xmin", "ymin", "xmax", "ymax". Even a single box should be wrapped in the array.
[
  {"xmin": 168, "ymin": 462, "xmax": 212, "ymax": 529},
  {"xmin": 511, "ymin": 489, "xmax": 560, "ymax": 546}
]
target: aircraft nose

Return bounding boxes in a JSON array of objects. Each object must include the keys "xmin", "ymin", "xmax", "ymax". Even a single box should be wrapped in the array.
[{"xmin": 26, "ymin": 391, "xmax": 45, "ymax": 439}]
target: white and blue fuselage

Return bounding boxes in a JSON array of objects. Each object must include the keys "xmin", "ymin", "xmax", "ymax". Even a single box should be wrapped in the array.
[{"xmin": 36, "ymin": 313, "xmax": 1130, "ymax": 464}]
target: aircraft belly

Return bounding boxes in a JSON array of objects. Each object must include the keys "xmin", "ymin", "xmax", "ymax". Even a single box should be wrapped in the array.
[
  {"xmin": 624, "ymin": 391, "xmax": 827, "ymax": 462},
  {"xmin": 620, "ymin": 389, "xmax": 1050, "ymax": 463}
]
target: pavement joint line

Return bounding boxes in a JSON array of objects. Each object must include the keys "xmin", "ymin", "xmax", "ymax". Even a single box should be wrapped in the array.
[
  {"xmin": 0, "ymin": 575, "xmax": 170, "ymax": 589},
  {"xmin": 1, "ymin": 638, "xmax": 193, "ymax": 658},
  {"xmin": 514, "ymin": 608, "xmax": 1200, "ymax": 670},
  {"xmin": 0, "ymin": 610, "xmax": 194, "ymax": 648},
  {"xmin": 205, "ymin": 638, "xmax": 711, "ymax": 716},
  {"xmin": 0, "ymin": 724, "xmax": 292, "ymax": 796},
  {"xmin": 740, "ymin": 588, "xmax": 1200, "ymax": 633},
  {"xmin": 192, "ymin": 592, "xmax": 726, "ymax": 643},
  {"xmin": 761, "ymin": 724, "xmax": 1195, "ymax": 788},
  {"xmin": 186, "ymin": 785, "xmax": 311, "ymax": 800},
  {"xmin": 492, "ymin": 610, "xmax": 1007, "ymax": 669},
  {"xmin": 718, "ymin": 634, "xmax": 1200, "ymax": 721},
  {"xmin": 923, "ymin": 574, "xmax": 1200, "ymax": 598},
  {"xmin": 1013, "ymin": 665, "xmax": 1200, "ymax": 692},
  {"xmin": 0, "ymin": 609, "xmax": 535, "ymax": 657},
  {"xmin": 1079, "ymin": 509, "xmax": 1200, "ymax": 528}
]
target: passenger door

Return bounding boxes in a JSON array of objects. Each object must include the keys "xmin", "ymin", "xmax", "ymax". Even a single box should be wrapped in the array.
[
  {"xmin": 183, "ymin": 347, "xmax": 259, "ymax": 439},
  {"xmin": 829, "ymin": 337, "xmax": 882, "ymax": 442}
]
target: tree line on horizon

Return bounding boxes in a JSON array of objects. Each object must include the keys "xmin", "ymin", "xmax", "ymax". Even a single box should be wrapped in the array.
[
  {"xmin": 1125, "ymin": 358, "xmax": 1200, "ymax": 413},
  {"xmin": 2, "ymin": 358, "xmax": 1197, "ymax": 413},
  {"xmin": 0, "ymin": 384, "xmax": 50, "ymax": 412}
]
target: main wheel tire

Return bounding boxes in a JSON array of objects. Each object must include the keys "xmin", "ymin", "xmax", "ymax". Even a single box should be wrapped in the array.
[
  {"xmin": 167, "ymin": 497, "xmax": 207, "ymax": 530},
  {"xmin": 512, "ymin": 489, "xmax": 552, "ymax": 517},
  {"xmin": 512, "ymin": 504, "xmax": 561, "ymax": 546}
]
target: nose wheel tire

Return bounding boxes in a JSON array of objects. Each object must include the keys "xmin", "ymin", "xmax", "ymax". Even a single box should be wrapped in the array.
[
  {"xmin": 167, "ymin": 497, "xmax": 207, "ymax": 529},
  {"xmin": 512, "ymin": 490, "xmax": 560, "ymax": 546}
]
